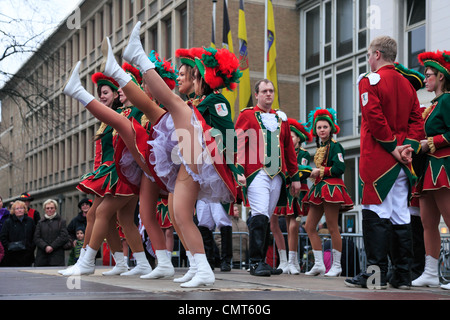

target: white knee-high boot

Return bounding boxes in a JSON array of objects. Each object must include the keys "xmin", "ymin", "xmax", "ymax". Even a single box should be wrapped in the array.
[
  {"xmin": 412, "ymin": 255, "xmax": 439, "ymax": 287},
  {"xmin": 120, "ymin": 251, "xmax": 152, "ymax": 276},
  {"xmin": 102, "ymin": 252, "xmax": 129, "ymax": 276},
  {"xmin": 305, "ymin": 250, "xmax": 326, "ymax": 276},
  {"xmin": 288, "ymin": 251, "xmax": 300, "ymax": 275},
  {"xmin": 180, "ymin": 253, "xmax": 215, "ymax": 288},
  {"xmin": 174, "ymin": 251, "xmax": 197, "ymax": 283},
  {"xmin": 325, "ymin": 249, "xmax": 342, "ymax": 277},
  {"xmin": 63, "ymin": 246, "xmax": 97, "ymax": 276},
  {"xmin": 278, "ymin": 249, "xmax": 289, "ymax": 274},
  {"xmin": 58, "ymin": 246, "xmax": 87, "ymax": 275},
  {"xmin": 140, "ymin": 250, "xmax": 175, "ymax": 279},
  {"xmin": 100, "ymin": 37, "xmax": 133, "ymax": 88},
  {"xmin": 62, "ymin": 61, "xmax": 95, "ymax": 107},
  {"xmin": 122, "ymin": 21, "xmax": 155, "ymax": 73}
]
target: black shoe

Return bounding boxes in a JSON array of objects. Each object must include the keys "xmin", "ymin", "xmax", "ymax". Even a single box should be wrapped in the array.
[
  {"xmin": 344, "ymin": 271, "xmax": 387, "ymax": 289},
  {"xmin": 250, "ymin": 262, "xmax": 271, "ymax": 277},
  {"xmin": 261, "ymin": 262, "xmax": 282, "ymax": 275},
  {"xmin": 220, "ymin": 260, "xmax": 232, "ymax": 272}
]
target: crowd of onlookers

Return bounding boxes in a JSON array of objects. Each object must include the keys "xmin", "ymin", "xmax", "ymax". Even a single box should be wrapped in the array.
[{"xmin": 0, "ymin": 193, "xmax": 89, "ymax": 268}]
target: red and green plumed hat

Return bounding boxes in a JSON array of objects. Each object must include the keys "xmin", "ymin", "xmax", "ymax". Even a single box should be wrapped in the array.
[
  {"xmin": 175, "ymin": 47, "xmax": 205, "ymax": 68},
  {"xmin": 194, "ymin": 46, "xmax": 242, "ymax": 90},
  {"xmin": 394, "ymin": 62, "xmax": 425, "ymax": 91},
  {"xmin": 91, "ymin": 72, "xmax": 120, "ymax": 91},
  {"xmin": 148, "ymin": 50, "xmax": 178, "ymax": 90},
  {"xmin": 122, "ymin": 62, "xmax": 143, "ymax": 86},
  {"xmin": 288, "ymin": 118, "xmax": 312, "ymax": 144},
  {"xmin": 306, "ymin": 107, "xmax": 340, "ymax": 137},
  {"xmin": 418, "ymin": 50, "xmax": 450, "ymax": 81}
]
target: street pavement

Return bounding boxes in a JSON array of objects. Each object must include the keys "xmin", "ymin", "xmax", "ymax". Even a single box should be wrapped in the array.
[{"xmin": 1, "ymin": 266, "xmax": 450, "ymax": 302}]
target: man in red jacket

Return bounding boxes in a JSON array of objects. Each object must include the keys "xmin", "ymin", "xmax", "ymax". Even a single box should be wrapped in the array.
[
  {"xmin": 235, "ymin": 79, "xmax": 301, "ymax": 276},
  {"xmin": 345, "ymin": 36, "xmax": 424, "ymax": 289}
]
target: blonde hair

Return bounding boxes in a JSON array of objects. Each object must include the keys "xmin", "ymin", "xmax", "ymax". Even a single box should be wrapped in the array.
[
  {"xmin": 43, "ymin": 199, "xmax": 58, "ymax": 211},
  {"xmin": 369, "ymin": 36, "xmax": 397, "ymax": 62},
  {"xmin": 11, "ymin": 200, "xmax": 28, "ymax": 215}
]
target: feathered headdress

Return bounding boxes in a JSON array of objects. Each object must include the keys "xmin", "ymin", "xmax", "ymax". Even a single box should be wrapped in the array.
[
  {"xmin": 91, "ymin": 72, "xmax": 119, "ymax": 91},
  {"xmin": 148, "ymin": 50, "xmax": 178, "ymax": 90},
  {"xmin": 418, "ymin": 50, "xmax": 450, "ymax": 81},
  {"xmin": 195, "ymin": 46, "xmax": 242, "ymax": 90},
  {"xmin": 122, "ymin": 62, "xmax": 142, "ymax": 86},
  {"xmin": 288, "ymin": 118, "xmax": 312, "ymax": 143},
  {"xmin": 175, "ymin": 47, "xmax": 205, "ymax": 68},
  {"xmin": 306, "ymin": 107, "xmax": 340, "ymax": 136},
  {"xmin": 394, "ymin": 62, "xmax": 425, "ymax": 91}
]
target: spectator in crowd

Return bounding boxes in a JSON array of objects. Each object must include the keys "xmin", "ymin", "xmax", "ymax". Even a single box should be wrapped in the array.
[
  {"xmin": 18, "ymin": 192, "xmax": 41, "ymax": 225},
  {"xmin": 0, "ymin": 195, "xmax": 10, "ymax": 232},
  {"xmin": 34, "ymin": 199, "xmax": 70, "ymax": 267},
  {"xmin": 67, "ymin": 198, "xmax": 91, "ymax": 246},
  {"xmin": 68, "ymin": 226, "xmax": 85, "ymax": 266},
  {"xmin": 0, "ymin": 201, "xmax": 35, "ymax": 267}
]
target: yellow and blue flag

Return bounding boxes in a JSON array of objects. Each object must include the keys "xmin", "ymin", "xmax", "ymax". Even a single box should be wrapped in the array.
[
  {"xmin": 266, "ymin": 0, "xmax": 279, "ymax": 109},
  {"xmin": 238, "ymin": 0, "xmax": 252, "ymax": 110},
  {"xmin": 221, "ymin": 0, "xmax": 238, "ymax": 119}
]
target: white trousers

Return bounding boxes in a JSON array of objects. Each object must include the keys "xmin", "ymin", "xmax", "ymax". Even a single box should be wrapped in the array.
[
  {"xmin": 362, "ymin": 168, "xmax": 410, "ymax": 225},
  {"xmin": 247, "ymin": 171, "xmax": 283, "ymax": 219},
  {"xmin": 196, "ymin": 200, "xmax": 232, "ymax": 230}
]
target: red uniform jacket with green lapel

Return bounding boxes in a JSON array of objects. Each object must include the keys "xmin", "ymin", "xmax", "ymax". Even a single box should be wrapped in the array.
[
  {"xmin": 359, "ymin": 65, "xmax": 424, "ymax": 205},
  {"xmin": 235, "ymin": 106, "xmax": 300, "ymax": 188}
]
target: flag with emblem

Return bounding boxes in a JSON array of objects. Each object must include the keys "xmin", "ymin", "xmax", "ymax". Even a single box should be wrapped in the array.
[
  {"xmin": 221, "ymin": 0, "xmax": 238, "ymax": 120},
  {"xmin": 238, "ymin": 0, "xmax": 252, "ymax": 111},
  {"xmin": 266, "ymin": 0, "xmax": 279, "ymax": 110},
  {"xmin": 211, "ymin": 0, "xmax": 217, "ymax": 48}
]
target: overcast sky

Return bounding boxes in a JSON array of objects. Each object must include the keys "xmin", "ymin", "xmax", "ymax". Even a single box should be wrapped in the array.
[{"xmin": 0, "ymin": 0, "xmax": 81, "ymax": 87}]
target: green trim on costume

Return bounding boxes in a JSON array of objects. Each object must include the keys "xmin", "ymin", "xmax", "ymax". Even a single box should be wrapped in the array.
[
  {"xmin": 403, "ymin": 138, "xmax": 421, "ymax": 154},
  {"xmin": 377, "ymin": 137, "xmax": 398, "ymax": 154}
]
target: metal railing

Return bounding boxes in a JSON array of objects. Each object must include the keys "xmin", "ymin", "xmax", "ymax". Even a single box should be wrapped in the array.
[{"xmin": 110, "ymin": 232, "xmax": 450, "ymax": 278}]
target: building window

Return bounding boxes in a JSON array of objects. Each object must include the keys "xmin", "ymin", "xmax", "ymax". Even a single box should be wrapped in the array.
[
  {"xmin": 406, "ymin": 0, "xmax": 426, "ymax": 73},
  {"xmin": 180, "ymin": 7, "xmax": 188, "ymax": 49},
  {"xmin": 301, "ymin": 0, "xmax": 368, "ymax": 139}
]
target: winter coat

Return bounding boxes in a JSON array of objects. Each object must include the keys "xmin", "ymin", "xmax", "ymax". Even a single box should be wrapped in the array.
[
  {"xmin": 34, "ymin": 214, "xmax": 69, "ymax": 266},
  {"xmin": 0, "ymin": 214, "xmax": 35, "ymax": 267},
  {"xmin": 67, "ymin": 212, "xmax": 87, "ymax": 242}
]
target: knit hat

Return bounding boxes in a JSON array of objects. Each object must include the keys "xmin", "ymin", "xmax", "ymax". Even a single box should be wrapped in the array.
[
  {"xmin": 78, "ymin": 198, "xmax": 93, "ymax": 209},
  {"xmin": 288, "ymin": 118, "xmax": 312, "ymax": 143},
  {"xmin": 91, "ymin": 72, "xmax": 120, "ymax": 91},
  {"xmin": 306, "ymin": 107, "xmax": 340, "ymax": 136},
  {"xmin": 394, "ymin": 62, "xmax": 425, "ymax": 91},
  {"xmin": 19, "ymin": 192, "xmax": 34, "ymax": 201},
  {"xmin": 148, "ymin": 50, "xmax": 178, "ymax": 90},
  {"xmin": 194, "ymin": 46, "xmax": 242, "ymax": 91},
  {"xmin": 122, "ymin": 62, "xmax": 143, "ymax": 86},
  {"xmin": 418, "ymin": 50, "xmax": 450, "ymax": 81}
]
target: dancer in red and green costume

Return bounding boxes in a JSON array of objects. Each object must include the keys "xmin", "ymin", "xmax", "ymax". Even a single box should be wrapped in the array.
[
  {"xmin": 97, "ymin": 22, "xmax": 244, "ymax": 287},
  {"xmin": 302, "ymin": 107, "xmax": 353, "ymax": 277},
  {"xmin": 62, "ymin": 60, "xmax": 172, "ymax": 277},
  {"xmin": 413, "ymin": 51, "xmax": 450, "ymax": 290},
  {"xmin": 59, "ymin": 72, "xmax": 134, "ymax": 276},
  {"xmin": 271, "ymin": 118, "xmax": 312, "ymax": 274}
]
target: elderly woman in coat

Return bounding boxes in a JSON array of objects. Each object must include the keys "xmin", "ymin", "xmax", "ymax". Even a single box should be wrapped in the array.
[{"xmin": 34, "ymin": 199, "xmax": 69, "ymax": 267}]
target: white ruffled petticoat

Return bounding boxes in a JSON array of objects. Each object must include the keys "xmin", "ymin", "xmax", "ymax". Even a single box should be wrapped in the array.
[
  {"xmin": 148, "ymin": 110, "xmax": 234, "ymax": 204},
  {"xmin": 118, "ymin": 149, "xmax": 144, "ymax": 187}
]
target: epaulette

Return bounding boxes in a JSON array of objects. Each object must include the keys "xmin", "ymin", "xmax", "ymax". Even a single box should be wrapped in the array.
[
  {"xmin": 240, "ymin": 106, "xmax": 254, "ymax": 113},
  {"xmin": 365, "ymin": 72, "xmax": 381, "ymax": 85},
  {"xmin": 275, "ymin": 109, "xmax": 288, "ymax": 121}
]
